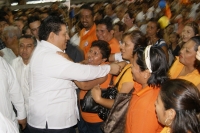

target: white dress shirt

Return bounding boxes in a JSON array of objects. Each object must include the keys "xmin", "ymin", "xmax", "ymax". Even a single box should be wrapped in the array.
[
  {"xmin": 0, "ymin": 112, "xmax": 19, "ymax": 133},
  {"xmin": 0, "ymin": 47, "xmax": 16, "ymax": 65},
  {"xmin": 12, "ymin": 56, "xmax": 29, "ymax": 115},
  {"xmin": 0, "ymin": 57, "xmax": 26, "ymax": 125},
  {"xmin": 28, "ymin": 40, "xmax": 110, "ymax": 129}
]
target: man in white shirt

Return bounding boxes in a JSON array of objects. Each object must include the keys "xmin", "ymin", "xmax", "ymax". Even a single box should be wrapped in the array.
[
  {"xmin": 0, "ymin": 56, "xmax": 27, "ymax": 130},
  {"xmin": 0, "ymin": 26, "xmax": 21, "ymax": 64},
  {"xmin": 0, "ymin": 112, "xmax": 19, "ymax": 133},
  {"xmin": 12, "ymin": 35, "xmax": 37, "ymax": 115},
  {"xmin": 28, "ymin": 16, "xmax": 120, "ymax": 133}
]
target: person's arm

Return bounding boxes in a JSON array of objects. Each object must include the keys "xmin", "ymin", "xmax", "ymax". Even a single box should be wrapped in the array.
[
  {"xmin": 91, "ymin": 85, "xmax": 114, "ymax": 109},
  {"xmin": 120, "ymin": 82, "xmax": 134, "ymax": 93},
  {"xmin": 161, "ymin": 45, "xmax": 169, "ymax": 62},
  {"xmin": 74, "ymin": 76, "xmax": 107, "ymax": 90},
  {"xmin": 196, "ymin": 46, "xmax": 200, "ymax": 60},
  {"xmin": 109, "ymin": 53, "xmax": 115, "ymax": 62},
  {"xmin": 5, "ymin": 59, "xmax": 26, "ymax": 129}
]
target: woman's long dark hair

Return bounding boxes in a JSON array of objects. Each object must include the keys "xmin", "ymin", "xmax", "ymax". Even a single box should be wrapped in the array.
[
  {"xmin": 160, "ymin": 79, "xmax": 200, "ymax": 133},
  {"xmin": 133, "ymin": 46, "xmax": 169, "ymax": 87}
]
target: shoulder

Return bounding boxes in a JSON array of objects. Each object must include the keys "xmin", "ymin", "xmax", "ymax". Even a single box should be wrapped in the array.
[{"xmin": 155, "ymin": 39, "xmax": 167, "ymax": 47}]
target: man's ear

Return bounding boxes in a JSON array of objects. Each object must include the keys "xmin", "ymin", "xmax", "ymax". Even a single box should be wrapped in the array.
[
  {"xmin": 110, "ymin": 30, "xmax": 114, "ymax": 35},
  {"xmin": 48, "ymin": 32, "xmax": 55, "ymax": 42}
]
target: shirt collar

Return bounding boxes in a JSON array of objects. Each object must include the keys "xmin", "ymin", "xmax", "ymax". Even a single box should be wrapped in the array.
[
  {"xmin": 133, "ymin": 83, "xmax": 153, "ymax": 97},
  {"xmin": 39, "ymin": 40, "xmax": 63, "ymax": 52}
]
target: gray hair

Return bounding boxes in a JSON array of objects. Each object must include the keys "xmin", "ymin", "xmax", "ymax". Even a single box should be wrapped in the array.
[{"xmin": 2, "ymin": 26, "xmax": 21, "ymax": 39}]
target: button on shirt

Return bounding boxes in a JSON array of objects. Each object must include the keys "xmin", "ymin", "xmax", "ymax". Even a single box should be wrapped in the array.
[
  {"xmin": 12, "ymin": 56, "xmax": 29, "ymax": 115},
  {"xmin": 28, "ymin": 40, "xmax": 110, "ymax": 129},
  {"xmin": 0, "ymin": 57, "xmax": 26, "ymax": 125}
]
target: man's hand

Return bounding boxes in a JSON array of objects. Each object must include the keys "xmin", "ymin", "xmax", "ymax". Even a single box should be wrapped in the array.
[
  {"xmin": 196, "ymin": 46, "xmax": 200, "ymax": 61},
  {"xmin": 18, "ymin": 118, "xmax": 27, "ymax": 130},
  {"xmin": 109, "ymin": 63, "xmax": 121, "ymax": 75},
  {"xmin": 57, "ymin": 51, "xmax": 72, "ymax": 61},
  {"xmin": 0, "ymin": 51, "xmax": 3, "ymax": 57}
]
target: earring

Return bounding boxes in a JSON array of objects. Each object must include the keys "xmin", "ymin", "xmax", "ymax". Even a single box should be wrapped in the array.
[{"xmin": 165, "ymin": 118, "xmax": 172, "ymax": 126}]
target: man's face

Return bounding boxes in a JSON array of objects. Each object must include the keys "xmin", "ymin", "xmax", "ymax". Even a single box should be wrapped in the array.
[
  {"xmin": 96, "ymin": 24, "xmax": 113, "ymax": 42},
  {"xmin": 29, "ymin": 20, "xmax": 41, "ymax": 40},
  {"xmin": 14, "ymin": 20, "xmax": 24, "ymax": 32},
  {"xmin": 19, "ymin": 38, "xmax": 35, "ymax": 62},
  {"xmin": 80, "ymin": 9, "xmax": 94, "ymax": 30},
  {"xmin": 105, "ymin": 4, "xmax": 113, "ymax": 16},
  {"xmin": 53, "ymin": 24, "xmax": 68, "ymax": 51}
]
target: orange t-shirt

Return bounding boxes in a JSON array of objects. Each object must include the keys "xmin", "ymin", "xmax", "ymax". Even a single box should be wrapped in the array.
[
  {"xmin": 79, "ymin": 24, "xmax": 98, "ymax": 58},
  {"xmin": 108, "ymin": 38, "xmax": 120, "ymax": 54},
  {"xmin": 125, "ymin": 82, "xmax": 163, "ymax": 133},
  {"xmin": 79, "ymin": 73, "xmax": 112, "ymax": 123}
]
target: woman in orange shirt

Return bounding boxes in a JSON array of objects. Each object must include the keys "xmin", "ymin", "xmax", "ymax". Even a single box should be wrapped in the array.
[
  {"xmin": 169, "ymin": 36, "xmax": 200, "ymax": 90},
  {"xmin": 125, "ymin": 46, "xmax": 169, "ymax": 133},
  {"xmin": 91, "ymin": 30, "xmax": 147, "ymax": 109},
  {"xmin": 155, "ymin": 79, "xmax": 200, "ymax": 133},
  {"xmin": 76, "ymin": 40, "xmax": 111, "ymax": 133}
]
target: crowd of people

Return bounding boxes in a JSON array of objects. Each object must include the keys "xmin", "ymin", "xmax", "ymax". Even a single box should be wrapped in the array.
[{"xmin": 0, "ymin": 0, "xmax": 200, "ymax": 133}]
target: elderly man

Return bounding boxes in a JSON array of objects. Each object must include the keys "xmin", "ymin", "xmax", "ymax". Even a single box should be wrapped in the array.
[
  {"xmin": 0, "ymin": 26, "xmax": 21, "ymax": 64},
  {"xmin": 0, "ymin": 56, "xmax": 27, "ymax": 131},
  {"xmin": 12, "ymin": 35, "xmax": 37, "ymax": 115},
  {"xmin": 28, "ymin": 16, "xmax": 120, "ymax": 133}
]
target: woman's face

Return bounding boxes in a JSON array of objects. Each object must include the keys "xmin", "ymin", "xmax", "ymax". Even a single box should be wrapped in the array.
[
  {"xmin": 120, "ymin": 35, "xmax": 134, "ymax": 61},
  {"xmin": 146, "ymin": 21, "xmax": 158, "ymax": 37},
  {"xmin": 169, "ymin": 33, "xmax": 178, "ymax": 43},
  {"xmin": 130, "ymin": 54, "xmax": 145, "ymax": 83},
  {"xmin": 155, "ymin": 94, "xmax": 167, "ymax": 125},
  {"xmin": 179, "ymin": 40, "xmax": 197, "ymax": 66},
  {"xmin": 87, "ymin": 46, "xmax": 105, "ymax": 65},
  {"xmin": 181, "ymin": 26, "xmax": 196, "ymax": 43},
  {"xmin": 123, "ymin": 13, "xmax": 133, "ymax": 26}
]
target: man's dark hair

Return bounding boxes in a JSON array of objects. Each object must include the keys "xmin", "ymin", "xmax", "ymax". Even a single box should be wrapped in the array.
[
  {"xmin": 19, "ymin": 34, "xmax": 37, "ymax": 46},
  {"xmin": 80, "ymin": 4, "xmax": 94, "ymax": 16},
  {"xmin": 97, "ymin": 17, "xmax": 113, "ymax": 32},
  {"xmin": 38, "ymin": 16, "xmax": 65, "ymax": 41},
  {"xmin": 27, "ymin": 15, "xmax": 40, "ymax": 26}
]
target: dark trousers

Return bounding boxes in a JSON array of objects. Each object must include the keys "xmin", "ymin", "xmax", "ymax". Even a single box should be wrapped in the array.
[
  {"xmin": 78, "ymin": 117, "xmax": 103, "ymax": 133},
  {"xmin": 28, "ymin": 124, "xmax": 73, "ymax": 133}
]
